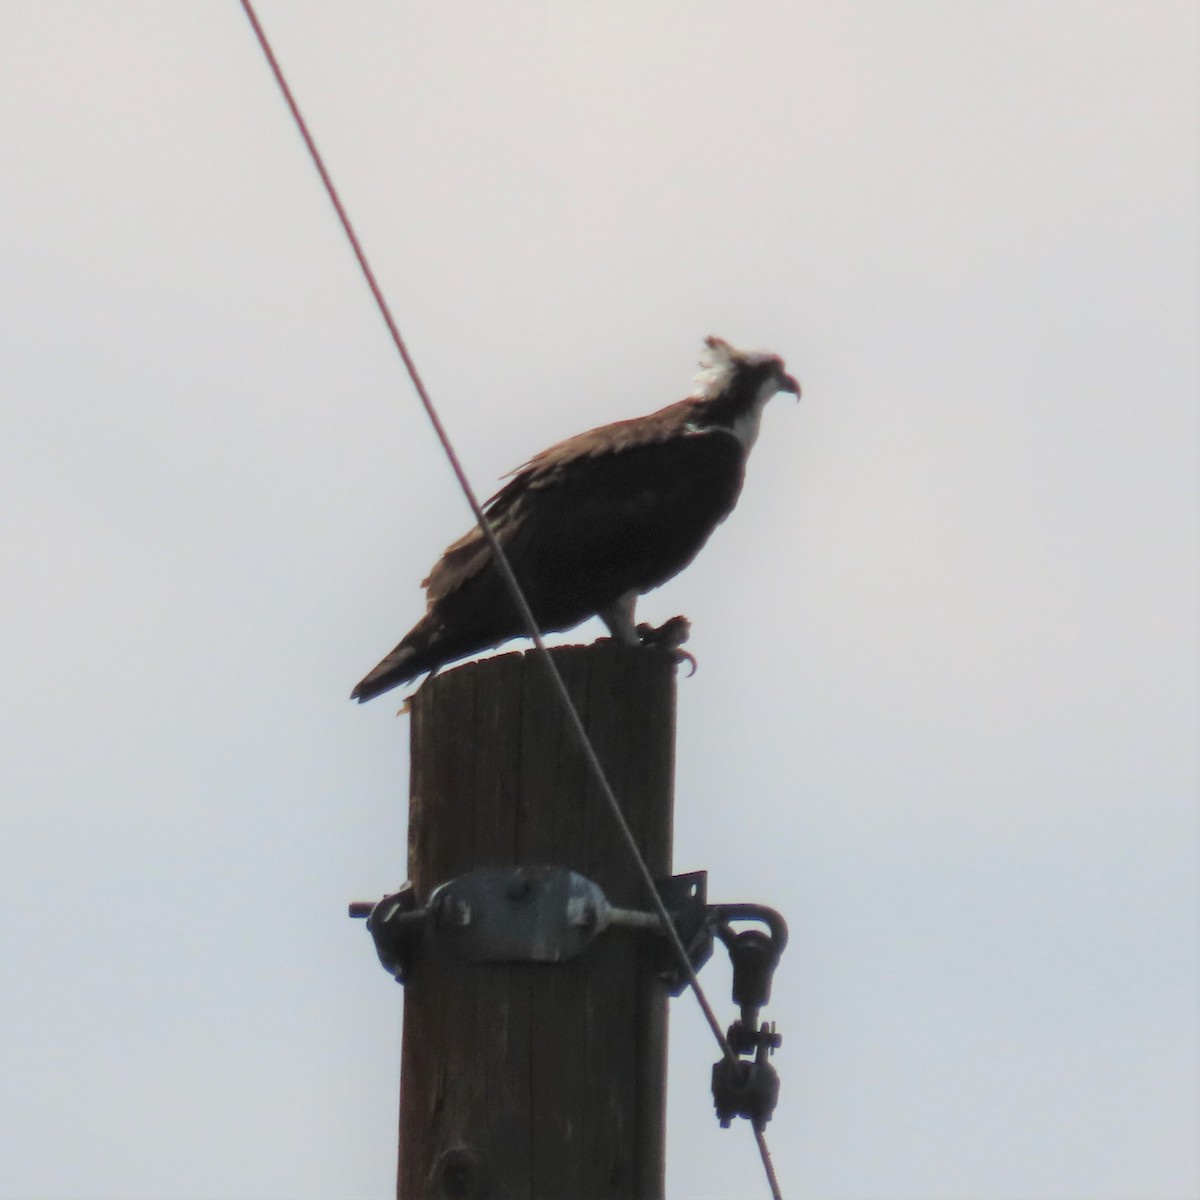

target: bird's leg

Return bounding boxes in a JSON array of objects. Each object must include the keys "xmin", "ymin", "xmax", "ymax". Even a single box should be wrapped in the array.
[
  {"xmin": 599, "ymin": 591, "xmax": 642, "ymax": 646},
  {"xmin": 635, "ymin": 614, "xmax": 697, "ymax": 676},
  {"xmin": 602, "ymin": 595, "xmax": 697, "ymax": 676}
]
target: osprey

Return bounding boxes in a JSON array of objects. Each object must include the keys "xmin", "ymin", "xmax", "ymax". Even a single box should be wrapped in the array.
[{"xmin": 351, "ymin": 336, "xmax": 799, "ymax": 702}]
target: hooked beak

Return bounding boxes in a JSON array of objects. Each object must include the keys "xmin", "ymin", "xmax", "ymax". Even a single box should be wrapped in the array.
[{"xmin": 780, "ymin": 371, "xmax": 801, "ymax": 399}]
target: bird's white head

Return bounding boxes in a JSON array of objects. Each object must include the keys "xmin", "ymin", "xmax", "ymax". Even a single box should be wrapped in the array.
[
  {"xmin": 691, "ymin": 336, "xmax": 800, "ymax": 450},
  {"xmin": 693, "ymin": 335, "xmax": 800, "ymax": 405}
]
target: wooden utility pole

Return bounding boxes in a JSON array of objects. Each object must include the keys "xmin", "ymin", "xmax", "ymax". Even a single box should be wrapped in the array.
[{"xmin": 398, "ymin": 641, "xmax": 677, "ymax": 1200}]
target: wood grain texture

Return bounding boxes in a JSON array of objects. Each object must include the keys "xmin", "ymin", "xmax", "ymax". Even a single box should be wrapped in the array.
[{"xmin": 398, "ymin": 642, "xmax": 676, "ymax": 1200}]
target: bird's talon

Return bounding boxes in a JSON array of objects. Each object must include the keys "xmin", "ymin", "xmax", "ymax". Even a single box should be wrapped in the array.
[{"xmin": 635, "ymin": 615, "xmax": 697, "ymax": 675}]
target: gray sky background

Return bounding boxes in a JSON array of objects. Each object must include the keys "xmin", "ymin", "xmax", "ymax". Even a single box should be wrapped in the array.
[{"xmin": 2, "ymin": 4, "xmax": 1196, "ymax": 1199}]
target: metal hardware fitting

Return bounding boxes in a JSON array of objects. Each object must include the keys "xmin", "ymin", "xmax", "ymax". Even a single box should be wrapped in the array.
[
  {"xmin": 350, "ymin": 868, "xmax": 789, "ymax": 1131},
  {"xmin": 349, "ymin": 866, "xmax": 709, "ymax": 983},
  {"xmin": 708, "ymin": 904, "xmax": 788, "ymax": 1131}
]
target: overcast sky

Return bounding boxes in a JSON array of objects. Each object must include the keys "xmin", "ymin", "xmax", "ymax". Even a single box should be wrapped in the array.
[{"xmin": 2, "ymin": 4, "xmax": 1197, "ymax": 1199}]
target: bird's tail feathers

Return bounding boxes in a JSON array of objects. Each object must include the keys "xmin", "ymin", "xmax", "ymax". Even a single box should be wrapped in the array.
[{"xmin": 351, "ymin": 617, "xmax": 444, "ymax": 704}]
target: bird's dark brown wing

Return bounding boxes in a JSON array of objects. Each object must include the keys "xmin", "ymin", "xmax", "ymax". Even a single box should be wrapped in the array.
[
  {"xmin": 490, "ymin": 430, "xmax": 747, "ymax": 627},
  {"xmin": 422, "ymin": 397, "xmax": 705, "ymax": 607},
  {"xmin": 420, "ymin": 472, "xmax": 531, "ymax": 605}
]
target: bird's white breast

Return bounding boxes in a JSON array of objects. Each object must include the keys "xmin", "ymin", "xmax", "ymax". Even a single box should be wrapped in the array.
[
  {"xmin": 685, "ymin": 375, "xmax": 784, "ymax": 450},
  {"xmin": 730, "ymin": 375, "xmax": 785, "ymax": 451},
  {"xmin": 730, "ymin": 404, "xmax": 765, "ymax": 451}
]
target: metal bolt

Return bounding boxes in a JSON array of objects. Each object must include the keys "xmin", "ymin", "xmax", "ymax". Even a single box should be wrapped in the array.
[{"xmin": 433, "ymin": 892, "xmax": 472, "ymax": 928}]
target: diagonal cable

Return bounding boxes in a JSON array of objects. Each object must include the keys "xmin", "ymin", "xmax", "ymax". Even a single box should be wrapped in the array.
[{"xmin": 237, "ymin": 5, "xmax": 782, "ymax": 1197}]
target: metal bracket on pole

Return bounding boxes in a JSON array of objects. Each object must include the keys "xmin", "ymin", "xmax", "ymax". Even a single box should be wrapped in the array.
[
  {"xmin": 653, "ymin": 870, "xmax": 715, "ymax": 994},
  {"xmin": 349, "ymin": 883, "xmax": 420, "ymax": 983},
  {"xmin": 350, "ymin": 868, "xmax": 789, "ymax": 1131},
  {"xmin": 349, "ymin": 865, "xmax": 706, "ymax": 983}
]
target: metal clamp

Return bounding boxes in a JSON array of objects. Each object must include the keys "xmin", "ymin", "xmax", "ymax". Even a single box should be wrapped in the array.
[
  {"xmin": 350, "ymin": 866, "xmax": 705, "ymax": 984},
  {"xmin": 707, "ymin": 904, "xmax": 788, "ymax": 1132},
  {"xmin": 350, "ymin": 868, "xmax": 790, "ymax": 1132}
]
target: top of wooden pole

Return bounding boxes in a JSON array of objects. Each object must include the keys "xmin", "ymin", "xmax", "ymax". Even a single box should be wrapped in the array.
[{"xmin": 407, "ymin": 640, "xmax": 678, "ymax": 901}]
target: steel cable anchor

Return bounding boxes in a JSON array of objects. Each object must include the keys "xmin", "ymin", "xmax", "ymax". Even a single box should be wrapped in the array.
[{"xmin": 708, "ymin": 904, "xmax": 788, "ymax": 1132}]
